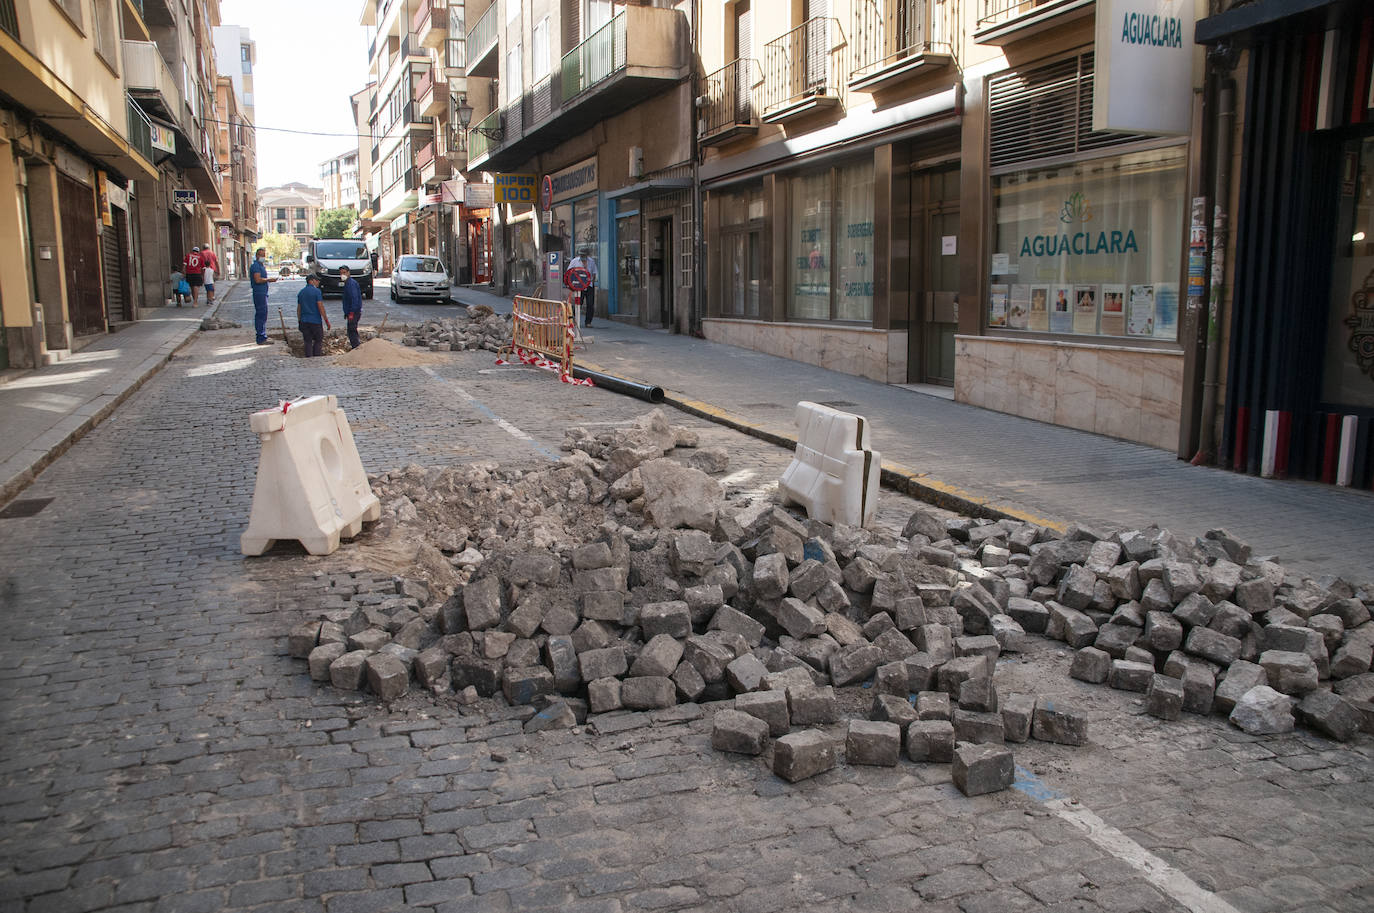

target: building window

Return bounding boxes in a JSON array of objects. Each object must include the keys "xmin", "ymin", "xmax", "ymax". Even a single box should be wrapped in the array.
[
  {"xmin": 295, "ymin": 207, "xmax": 306, "ymax": 220},
  {"xmin": 92, "ymin": 0, "xmax": 118, "ymax": 69},
  {"xmin": 786, "ymin": 159, "xmax": 874, "ymax": 323},
  {"xmin": 276, "ymin": 221, "xmax": 287, "ymax": 234},
  {"xmin": 241, "ymin": 44, "xmax": 252, "ymax": 74},
  {"xmin": 1323, "ymin": 135, "xmax": 1374, "ymax": 408},
  {"xmin": 532, "ymin": 18, "xmax": 550, "ymax": 80},
  {"xmin": 989, "ymin": 145, "xmax": 1185, "ymax": 341},
  {"xmin": 275, "ymin": 207, "xmax": 286, "ymax": 220},
  {"xmin": 295, "ymin": 221, "xmax": 306, "ymax": 235},
  {"xmin": 716, "ymin": 183, "xmax": 764, "ymax": 318},
  {"xmin": 52, "ymin": 0, "xmax": 83, "ymax": 30},
  {"xmin": 507, "ymin": 0, "xmax": 520, "ymax": 25},
  {"xmin": 507, "ymin": 45, "xmax": 523, "ymax": 103}
]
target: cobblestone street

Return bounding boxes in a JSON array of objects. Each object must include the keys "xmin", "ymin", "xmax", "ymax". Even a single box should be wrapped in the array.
[{"xmin": 0, "ymin": 281, "xmax": 1371, "ymax": 913}]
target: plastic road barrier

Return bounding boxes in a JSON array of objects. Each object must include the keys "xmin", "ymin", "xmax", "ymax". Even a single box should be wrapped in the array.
[
  {"xmin": 495, "ymin": 295, "xmax": 593, "ymax": 386},
  {"xmin": 779, "ymin": 401, "xmax": 881, "ymax": 528},
  {"xmin": 240, "ymin": 395, "xmax": 381, "ymax": 556}
]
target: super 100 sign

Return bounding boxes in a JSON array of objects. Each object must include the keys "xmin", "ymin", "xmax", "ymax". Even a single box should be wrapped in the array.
[
  {"xmin": 1093, "ymin": 0, "xmax": 1196, "ymax": 136},
  {"xmin": 494, "ymin": 174, "xmax": 537, "ymax": 205}
]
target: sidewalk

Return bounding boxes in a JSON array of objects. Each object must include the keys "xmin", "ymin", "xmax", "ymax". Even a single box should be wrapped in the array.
[
  {"xmin": 454, "ymin": 285, "xmax": 1374, "ymax": 581},
  {"xmin": 0, "ymin": 301, "xmax": 213, "ymax": 507}
]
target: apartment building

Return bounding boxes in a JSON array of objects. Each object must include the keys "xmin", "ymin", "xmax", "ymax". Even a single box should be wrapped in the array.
[
  {"xmin": 0, "ymin": 0, "xmax": 212, "ymax": 368},
  {"xmin": 257, "ymin": 182, "xmax": 322, "ymax": 249},
  {"xmin": 320, "ymin": 149, "xmax": 361, "ymax": 211},
  {"xmin": 360, "ymin": 0, "xmax": 487, "ymax": 282},
  {"xmin": 462, "ymin": 0, "xmax": 693, "ymax": 325},
  {"xmin": 126, "ymin": 0, "xmax": 225, "ymax": 312},
  {"xmin": 211, "ymin": 23, "xmax": 254, "ymax": 122},
  {"xmin": 211, "ymin": 73, "xmax": 257, "ymax": 278}
]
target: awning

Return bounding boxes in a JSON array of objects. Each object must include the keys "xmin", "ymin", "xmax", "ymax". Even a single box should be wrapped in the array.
[
  {"xmin": 1195, "ymin": 0, "xmax": 1341, "ymax": 43},
  {"xmin": 604, "ymin": 178, "xmax": 693, "ymax": 201}
]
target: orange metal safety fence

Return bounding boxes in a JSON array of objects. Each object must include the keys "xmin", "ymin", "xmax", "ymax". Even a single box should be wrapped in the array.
[{"xmin": 495, "ymin": 296, "xmax": 593, "ymax": 386}]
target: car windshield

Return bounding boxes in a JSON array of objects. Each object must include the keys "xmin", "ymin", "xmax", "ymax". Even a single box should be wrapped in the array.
[
  {"xmin": 314, "ymin": 242, "xmax": 367, "ymax": 259},
  {"xmin": 399, "ymin": 256, "xmax": 443, "ymax": 273}
]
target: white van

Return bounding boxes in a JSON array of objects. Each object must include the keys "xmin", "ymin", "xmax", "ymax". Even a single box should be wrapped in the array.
[{"xmin": 305, "ymin": 240, "xmax": 374, "ymax": 299}]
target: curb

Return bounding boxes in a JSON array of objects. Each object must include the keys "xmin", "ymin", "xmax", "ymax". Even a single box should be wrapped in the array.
[
  {"xmin": 579, "ymin": 358, "xmax": 1067, "ymax": 534},
  {"xmin": 0, "ymin": 313, "xmax": 207, "ymax": 509}
]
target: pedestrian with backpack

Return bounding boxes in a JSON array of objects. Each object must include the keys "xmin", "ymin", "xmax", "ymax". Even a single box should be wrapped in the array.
[{"xmin": 183, "ymin": 246, "xmax": 205, "ymax": 306}]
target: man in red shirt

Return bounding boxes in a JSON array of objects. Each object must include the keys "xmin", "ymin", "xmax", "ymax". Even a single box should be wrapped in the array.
[
  {"xmin": 183, "ymin": 246, "xmax": 204, "ymax": 306},
  {"xmin": 201, "ymin": 242, "xmax": 220, "ymax": 305}
]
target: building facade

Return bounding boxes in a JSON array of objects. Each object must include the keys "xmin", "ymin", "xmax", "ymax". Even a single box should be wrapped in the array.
[
  {"xmin": 320, "ymin": 149, "xmax": 361, "ymax": 211},
  {"xmin": 211, "ymin": 73, "xmax": 257, "ymax": 279},
  {"xmin": 360, "ymin": 0, "xmax": 488, "ymax": 283},
  {"xmin": 257, "ymin": 183, "xmax": 322, "ymax": 249},
  {"xmin": 211, "ymin": 23, "xmax": 254, "ymax": 122},
  {"xmin": 0, "ymin": 0, "xmax": 230, "ymax": 369},
  {"xmin": 463, "ymin": 0, "xmax": 693, "ymax": 326}
]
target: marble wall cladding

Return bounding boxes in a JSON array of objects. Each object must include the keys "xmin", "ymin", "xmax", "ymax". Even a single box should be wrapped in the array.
[
  {"xmin": 956, "ymin": 336, "xmax": 1184, "ymax": 450},
  {"xmin": 702, "ymin": 319, "xmax": 904, "ymax": 384}
]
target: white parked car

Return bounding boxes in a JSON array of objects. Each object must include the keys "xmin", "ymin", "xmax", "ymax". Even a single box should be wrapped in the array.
[{"xmin": 390, "ymin": 255, "xmax": 451, "ymax": 304}]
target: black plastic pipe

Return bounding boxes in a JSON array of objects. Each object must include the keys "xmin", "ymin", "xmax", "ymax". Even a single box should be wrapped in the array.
[{"xmin": 570, "ymin": 366, "xmax": 665, "ymax": 403}]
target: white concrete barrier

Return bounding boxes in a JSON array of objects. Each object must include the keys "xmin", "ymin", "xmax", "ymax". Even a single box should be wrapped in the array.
[
  {"xmin": 779, "ymin": 401, "xmax": 880, "ymax": 528},
  {"xmin": 241, "ymin": 395, "xmax": 381, "ymax": 556}
]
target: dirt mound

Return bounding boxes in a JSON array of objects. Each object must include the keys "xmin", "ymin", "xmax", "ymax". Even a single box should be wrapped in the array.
[{"xmin": 331, "ymin": 337, "xmax": 444, "ymax": 369}]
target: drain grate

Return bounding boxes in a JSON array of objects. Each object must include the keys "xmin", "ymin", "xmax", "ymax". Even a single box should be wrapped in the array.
[{"xmin": 0, "ymin": 497, "xmax": 53, "ymax": 519}]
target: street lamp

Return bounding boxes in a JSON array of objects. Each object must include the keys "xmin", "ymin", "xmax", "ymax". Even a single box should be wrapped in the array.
[{"xmin": 458, "ymin": 94, "xmax": 503, "ymax": 142}]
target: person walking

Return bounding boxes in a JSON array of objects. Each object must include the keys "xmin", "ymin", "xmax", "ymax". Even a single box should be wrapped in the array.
[
  {"xmin": 568, "ymin": 246, "xmax": 598, "ymax": 327},
  {"xmin": 340, "ymin": 265, "xmax": 363, "ymax": 350},
  {"xmin": 183, "ymin": 246, "xmax": 205, "ymax": 306},
  {"xmin": 297, "ymin": 274, "xmax": 330, "ymax": 357},
  {"xmin": 201, "ymin": 243, "xmax": 220, "ymax": 305},
  {"xmin": 249, "ymin": 246, "xmax": 276, "ymax": 345}
]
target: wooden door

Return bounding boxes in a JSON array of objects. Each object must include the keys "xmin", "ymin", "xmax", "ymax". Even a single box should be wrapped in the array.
[{"xmin": 57, "ymin": 174, "xmax": 106, "ymax": 337}]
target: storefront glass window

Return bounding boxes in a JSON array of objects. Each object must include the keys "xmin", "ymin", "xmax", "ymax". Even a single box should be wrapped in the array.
[
  {"xmin": 786, "ymin": 160, "xmax": 875, "ymax": 322},
  {"xmin": 1323, "ymin": 135, "xmax": 1374, "ymax": 408},
  {"xmin": 574, "ymin": 196, "xmax": 598, "ymax": 251},
  {"xmin": 617, "ymin": 212, "xmax": 641, "ymax": 316},
  {"xmin": 990, "ymin": 146, "xmax": 1186, "ymax": 341},
  {"xmin": 550, "ymin": 202, "xmax": 573, "ymax": 260},
  {"xmin": 716, "ymin": 183, "xmax": 764, "ymax": 318},
  {"xmin": 509, "ymin": 212, "xmax": 538, "ymax": 296},
  {"xmin": 788, "ymin": 170, "xmax": 832, "ymax": 321}
]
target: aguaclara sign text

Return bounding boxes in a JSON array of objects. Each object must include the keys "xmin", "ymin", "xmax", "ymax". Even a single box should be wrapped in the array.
[{"xmin": 1093, "ymin": 0, "xmax": 1197, "ymax": 136}]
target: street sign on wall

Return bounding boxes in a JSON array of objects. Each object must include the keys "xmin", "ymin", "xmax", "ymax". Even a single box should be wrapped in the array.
[
  {"xmin": 1093, "ymin": 0, "xmax": 1197, "ymax": 136},
  {"xmin": 464, "ymin": 183, "xmax": 495, "ymax": 208}
]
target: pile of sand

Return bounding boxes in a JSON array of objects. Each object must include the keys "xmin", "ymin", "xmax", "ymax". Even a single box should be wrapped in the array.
[{"xmin": 331, "ymin": 337, "xmax": 444, "ymax": 369}]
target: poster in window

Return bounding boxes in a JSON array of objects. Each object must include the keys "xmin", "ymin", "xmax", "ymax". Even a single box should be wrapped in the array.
[
  {"xmin": 1050, "ymin": 285, "xmax": 1073, "ymax": 333},
  {"xmin": 1028, "ymin": 285, "xmax": 1050, "ymax": 332},
  {"xmin": 1155, "ymin": 282, "xmax": 1179, "ymax": 340},
  {"xmin": 1073, "ymin": 285, "xmax": 1099, "ymax": 335},
  {"xmin": 1127, "ymin": 284, "xmax": 1156, "ymax": 336},
  {"xmin": 1100, "ymin": 284, "xmax": 1126, "ymax": 336},
  {"xmin": 988, "ymin": 284, "xmax": 1009, "ymax": 328},
  {"xmin": 1008, "ymin": 284, "xmax": 1030, "ymax": 329}
]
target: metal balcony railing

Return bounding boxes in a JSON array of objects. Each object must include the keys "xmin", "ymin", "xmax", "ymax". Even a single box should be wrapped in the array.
[
  {"xmin": 467, "ymin": 2, "xmax": 499, "ymax": 63},
  {"xmin": 561, "ymin": 13, "xmax": 627, "ymax": 103},
  {"xmin": 978, "ymin": 0, "xmax": 1044, "ymax": 29},
  {"xmin": 0, "ymin": 0, "xmax": 16, "ymax": 40},
  {"xmin": 526, "ymin": 74, "xmax": 555, "ymax": 125},
  {"xmin": 851, "ymin": 0, "xmax": 954, "ymax": 78},
  {"xmin": 446, "ymin": 36, "xmax": 466, "ymax": 70},
  {"xmin": 126, "ymin": 95, "xmax": 154, "ymax": 162},
  {"xmin": 699, "ymin": 58, "xmax": 760, "ymax": 139},
  {"xmin": 761, "ymin": 18, "xmax": 844, "ymax": 114},
  {"xmin": 467, "ymin": 108, "xmax": 502, "ymax": 162},
  {"xmin": 413, "ymin": 0, "xmax": 433, "ymax": 33}
]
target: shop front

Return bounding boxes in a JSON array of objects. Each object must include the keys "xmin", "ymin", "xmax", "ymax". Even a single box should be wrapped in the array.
[{"xmin": 956, "ymin": 49, "xmax": 1192, "ymax": 451}]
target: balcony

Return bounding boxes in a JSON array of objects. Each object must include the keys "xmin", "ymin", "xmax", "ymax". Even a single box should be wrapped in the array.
[
  {"xmin": 469, "ymin": 6, "xmax": 688, "ymax": 172},
  {"xmin": 467, "ymin": 108, "xmax": 501, "ymax": 166},
  {"xmin": 445, "ymin": 4, "xmax": 466, "ymax": 74},
  {"xmin": 415, "ymin": 67, "xmax": 449, "ymax": 116},
  {"xmin": 849, "ymin": 0, "xmax": 954, "ymax": 92},
  {"xmin": 973, "ymin": 0, "xmax": 1094, "ymax": 46},
  {"xmin": 1, "ymin": 0, "xmax": 19, "ymax": 40},
  {"xmin": 123, "ymin": 39, "xmax": 182, "ymax": 122},
  {"xmin": 417, "ymin": 140, "xmax": 453, "ymax": 185},
  {"xmin": 466, "ymin": 1, "xmax": 499, "ymax": 78},
  {"xmin": 415, "ymin": 0, "xmax": 447, "ymax": 49},
  {"xmin": 761, "ymin": 18, "xmax": 844, "ymax": 123},
  {"xmin": 698, "ymin": 58, "xmax": 760, "ymax": 146}
]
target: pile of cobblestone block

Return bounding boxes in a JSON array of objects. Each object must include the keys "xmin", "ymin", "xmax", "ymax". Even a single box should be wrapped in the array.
[
  {"xmin": 286, "ymin": 409, "xmax": 1370, "ymax": 793},
  {"xmin": 1027, "ymin": 524, "xmax": 1374, "ymax": 741},
  {"xmin": 400, "ymin": 313, "xmax": 511, "ymax": 352}
]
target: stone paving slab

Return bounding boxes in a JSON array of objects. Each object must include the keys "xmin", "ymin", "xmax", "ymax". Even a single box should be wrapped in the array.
[{"xmin": 0, "ymin": 281, "xmax": 1370, "ymax": 913}]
